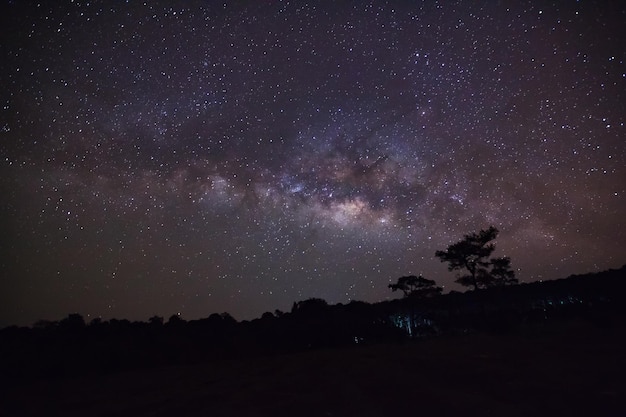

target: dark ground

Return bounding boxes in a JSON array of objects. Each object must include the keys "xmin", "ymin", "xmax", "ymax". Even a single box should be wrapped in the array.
[{"xmin": 2, "ymin": 319, "xmax": 625, "ymax": 417}]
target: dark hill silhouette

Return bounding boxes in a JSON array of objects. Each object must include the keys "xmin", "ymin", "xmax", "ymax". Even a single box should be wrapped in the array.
[
  {"xmin": 1, "ymin": 265, "xmax": 625, "ymax": 382},
  {"xmin": 2, "ymin": 265, "xmax": 626, "ymax": 416}
]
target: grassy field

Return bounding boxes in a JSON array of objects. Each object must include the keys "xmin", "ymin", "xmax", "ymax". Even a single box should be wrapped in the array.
[{"xmin": 2, "ymin": 319, "xmax": 625, "ymax": 417}]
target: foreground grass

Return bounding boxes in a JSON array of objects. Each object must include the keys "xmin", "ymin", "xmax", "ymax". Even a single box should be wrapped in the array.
[{"xmin": 2, "ymin": 318, "xmax": 625, "ymax": 417}]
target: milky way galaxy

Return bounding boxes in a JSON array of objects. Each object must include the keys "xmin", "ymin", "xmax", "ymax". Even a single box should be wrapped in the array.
[{"xmin": 1, "ymin": 1, "xmax": 624, "ymax": 326}]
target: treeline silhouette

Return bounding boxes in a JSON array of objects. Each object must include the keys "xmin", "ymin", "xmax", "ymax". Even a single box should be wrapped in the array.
[{"xmin": 1, "ymin": 265, "xmax": 625, "ymax": 381}]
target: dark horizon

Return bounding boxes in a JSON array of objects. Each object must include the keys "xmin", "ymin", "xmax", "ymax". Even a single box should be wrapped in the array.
[
  {"xmin": 4, "ymin": 263, "xmax": 626, "ymax": 416},
  {"xmin": 3, "ymin": 263, "xmax": 625, "ymax": 329},
  {"xmin": 1, "ymin": 1, "xmax": 624, "ymax": 328}
]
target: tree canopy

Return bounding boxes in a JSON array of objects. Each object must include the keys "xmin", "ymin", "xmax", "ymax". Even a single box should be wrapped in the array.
[
  {"xmin": 388, "ymin": 275, "xmax": 443, "ymax": 298},
  {"xmin": 489, "ymin": 256, "xmax": 518, "ymax": 286},
  {"xmin": 435, "ymin": 226, "xmax": 516, "ymax": 290}
]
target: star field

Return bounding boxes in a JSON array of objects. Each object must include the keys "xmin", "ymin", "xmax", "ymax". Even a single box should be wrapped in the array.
[{"xmin": 1, "ymin": 1, "xmax": 624, "ymax": 326}]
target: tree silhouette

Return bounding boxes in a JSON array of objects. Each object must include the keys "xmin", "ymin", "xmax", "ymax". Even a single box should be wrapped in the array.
[
  {"xmin": 59, "ymin": 313, "xmax": 86, "ymax": 331},
  {"xmin": 388, "ymin": 275, "xmax": 443, "ymax": 298},
  {"xmin": 291, "ymin": 298, "xmax": 329, "ymax": 315},
  {"xmin": 167, "ymin": 314, "xmax": 185, "ymax": 326},
  {"xmin": 489, "ymin": 256, "xmax": 518, "ymax": 286},
  {"xmin": 435, "ymin": 226, "xmax": 515, "ymax": 290}
]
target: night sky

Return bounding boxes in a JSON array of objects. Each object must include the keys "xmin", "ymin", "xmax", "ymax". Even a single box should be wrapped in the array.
[{"xmin": 1, "ymin": 1, "xmax": 624, "ymax": 327}]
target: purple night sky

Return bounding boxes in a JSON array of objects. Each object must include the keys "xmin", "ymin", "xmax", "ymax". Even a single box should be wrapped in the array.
[{"xmin": 1, "ymin": 1, "xmax": 624, "ymax": 326}]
